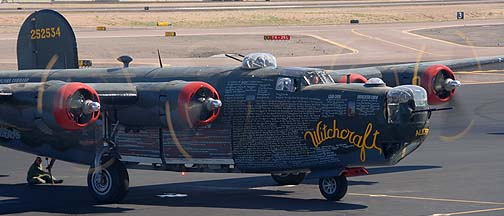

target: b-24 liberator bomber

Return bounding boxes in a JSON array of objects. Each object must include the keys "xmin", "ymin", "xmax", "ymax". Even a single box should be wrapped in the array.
[{"xmin": 0, "ymin": 9, "xmax": 502, "ymax": 203}]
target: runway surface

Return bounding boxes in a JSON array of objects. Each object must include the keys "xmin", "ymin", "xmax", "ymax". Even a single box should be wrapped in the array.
[
  {"xmin": 0, "ymin": 17, "xmax": 504, "ymax": 216},
  {"xmin": 0, "ymin": 82, "xmax": 503, "ymax": 216},
  {"xmin": 1, "ymin": 18, "xmax": 504, "ymax": 70},
  {"xmin": 0, "ymin": 0, "xmax": 500, "ymax": 13}
]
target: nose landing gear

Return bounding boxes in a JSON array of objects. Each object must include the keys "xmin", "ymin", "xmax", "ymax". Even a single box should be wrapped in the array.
[
  {"xmin": 318, "ymin": 175, "xmax": 348, "ymax": 201},
  {"xmin": 318, "ymin": 167, "xmax": 367, "ymax": 201}
]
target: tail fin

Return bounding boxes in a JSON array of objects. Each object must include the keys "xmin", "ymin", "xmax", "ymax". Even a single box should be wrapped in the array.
[{"xmin": 17, "ymin": 9, "xmax": 78, "ymax": 70}]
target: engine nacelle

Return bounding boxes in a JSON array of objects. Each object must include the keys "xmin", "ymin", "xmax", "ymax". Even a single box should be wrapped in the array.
[
  {"xmin": 420, "ymin": 65, "xmax": 460, "ymax": 105},
  {"xmin": 47, "ymin": 82, "xmax": 101, "ymax": 130},
  {"xmin": 177, "ymin": 81, "xmax": 222, "ymax": 127},
  {"xmin": 0, "ymin": 81, "xmax": 101, "ymax": 131},
  {"xmin": 378, "ymin": 64, "xmax": 461, "ymax": 105},
  {"xmin": 113, "ymin": 81, "xmax": 222, "ymax": 129}
]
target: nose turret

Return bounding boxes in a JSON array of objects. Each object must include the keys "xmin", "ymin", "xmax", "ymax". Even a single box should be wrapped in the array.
[
  {"xmin": 386, "ymin": 85, "xmax": 429, "ymax": 124},
  {"xmin": 384, "ymin": 85, "xmax": 430, "ymax": 164}
]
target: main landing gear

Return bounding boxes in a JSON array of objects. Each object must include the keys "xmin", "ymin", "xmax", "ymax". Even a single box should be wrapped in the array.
[
  {"xmin": 87, "ymin": 113, "xmax": 130, "ymax": 203},
  {"xmin": 87, "ymin": 157, "xmax": 129, "ymax": 203}
]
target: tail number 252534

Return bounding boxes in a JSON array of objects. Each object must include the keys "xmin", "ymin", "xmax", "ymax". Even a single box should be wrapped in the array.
[{"xmin": 30, "ymin": 26, "xmax": 61, "ymax": 40}]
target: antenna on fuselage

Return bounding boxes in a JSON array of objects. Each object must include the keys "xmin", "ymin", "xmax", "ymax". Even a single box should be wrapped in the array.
[
  {"xmin": 225, "ymin": 53, "xmax": 245, "ymax": 62},
  {"xmin": 157, "ymin": 49, "xmax": 163, "ymax": 68},
  {"xmin": 117, "ymin": 55, "xmax": 133, "ymax": 68}
]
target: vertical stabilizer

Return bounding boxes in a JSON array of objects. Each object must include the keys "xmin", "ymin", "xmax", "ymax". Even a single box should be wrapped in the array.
[{"xmin": 17, "ymin": 9, "xmax": 78, "ymax": 70}]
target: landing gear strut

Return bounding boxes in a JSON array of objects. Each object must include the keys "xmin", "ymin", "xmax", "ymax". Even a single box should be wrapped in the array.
[
  {"xmin": 318, "ymin": 175, "xmax": 348, "ymax": 201},
  {"xmin": 87, "ymin": 113, "xmax": 129, "ymax": 203}
]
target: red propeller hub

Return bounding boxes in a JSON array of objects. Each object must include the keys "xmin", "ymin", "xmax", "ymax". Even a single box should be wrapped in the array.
[
  {"xmin": 178, "ymin": 82, "xmax": 221, "ymax": 128},
  {"xmin": 421, "ymin": 64, "xmax": 456, "ymax": 105},
  {"xmin": 53, "ymin": 82, "xmax": 101, "ymax": 130}
]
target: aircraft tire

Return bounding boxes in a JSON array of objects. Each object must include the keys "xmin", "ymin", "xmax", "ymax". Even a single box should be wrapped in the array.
[
  {"xmin": 318, "ymin": 175, "xmax": 348, "ymax": 201},
  {"xmin": 271, "ymin": 173, "xmax": 306, "ymax": 185},
  {"xmin": 87, "ymin": 157, "xmax": 129, "ymax": 203}
]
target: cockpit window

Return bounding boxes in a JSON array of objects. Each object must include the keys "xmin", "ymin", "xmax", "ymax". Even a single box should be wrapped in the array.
[
  {"xmin": 276, "ymin": 77, "xmax": 295, "ymax": 92},
  {"xmin": 303, "ymin": 71, "xmax": 334, "ymax": 86},
  {"xmin": 306, "ymin": 73, "xmax": 321, "ymax": 85}
]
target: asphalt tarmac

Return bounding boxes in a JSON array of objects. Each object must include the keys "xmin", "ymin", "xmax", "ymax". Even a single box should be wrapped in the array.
[
  {"xmin": 0, "ymin": 82, "xmax": 503, "ymax": 216},
  {"xmin": 2, "ymin": 18, "xmax": 504, "ymax": 70}
]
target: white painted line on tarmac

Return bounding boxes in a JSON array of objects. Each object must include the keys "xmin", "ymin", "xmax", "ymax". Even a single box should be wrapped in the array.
[
  {"xmin": 156, "ymin": 193, "xmax": 188, "ymax": 198},
  {"xmin": 431, "ymin": 207, "xmax": 504, "ymax": 216},
  {"xmin": 349, "ymin": 193, "xmax": 504, "ymax": 205}
]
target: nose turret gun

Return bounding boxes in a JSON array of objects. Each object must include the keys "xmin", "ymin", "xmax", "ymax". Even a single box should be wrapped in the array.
[{"xmin": 412, "ymin": 107, "xmax": 453, "ymax": 113}]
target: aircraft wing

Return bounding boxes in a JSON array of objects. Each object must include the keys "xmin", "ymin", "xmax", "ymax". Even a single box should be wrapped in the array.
[
  {"xmin": 0, "ymin": 80, "xmax": 222, "ymax": 132},
  {"xmin": 326, "ymin": 55, "xmax": 504, "ymax": 104}
]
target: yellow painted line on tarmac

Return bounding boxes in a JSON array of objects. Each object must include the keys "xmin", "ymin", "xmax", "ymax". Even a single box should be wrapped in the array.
[
  {"xmin": 349, "ymin": 193, "xmax": 504, "ymax": 205},
  {"xmin": 304, "ymin": 34, "xmax": 359, "ymax": 54},
  {"xmin": 351, "ymin": 29, "xmax": 440, "ymax": 56},
  {"xmin": 463, "ymin": 80, "xmax": 504, "ymax": 85},
  {"xmin": 403, "ymin": 22, "xmax": 504, "ymax": 48},
  {"xmin": 432, "ymin": 207, "xmax": 504, "ymax": 216},
  {"xmin": 402, "ymin": 30, "xmax": 474, "ymax": 48}
]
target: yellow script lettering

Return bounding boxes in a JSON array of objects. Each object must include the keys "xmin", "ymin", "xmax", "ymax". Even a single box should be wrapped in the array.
[{"xmin": 303, "ymin": 120, "xmax": 383, "ymax": 162}]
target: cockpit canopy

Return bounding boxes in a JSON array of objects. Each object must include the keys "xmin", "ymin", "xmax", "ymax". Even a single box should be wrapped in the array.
[
  {"xmin": 302, "ymin": 71, "xmax": 334, "ymax": 86},
  {"xmin": 276, "ymin": 69, "xmax": 334, "ymax": 92}
]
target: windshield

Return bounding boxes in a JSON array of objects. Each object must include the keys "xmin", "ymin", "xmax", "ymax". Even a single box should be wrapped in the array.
[{"xmin": 303, "ymin": 71, "xmax": 334, "ymax": 85}]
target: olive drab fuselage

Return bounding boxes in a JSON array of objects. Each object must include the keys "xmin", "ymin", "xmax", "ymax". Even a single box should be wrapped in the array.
[{"xmin": 0, "ymin": 66, "xmax": 430, "ymax": 173}]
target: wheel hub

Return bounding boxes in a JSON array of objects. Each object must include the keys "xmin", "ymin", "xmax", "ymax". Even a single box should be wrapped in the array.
[
  {"xmin": 322, "ymin": 177, "xmax": 338, "ymax": 194},
  {"xmin": 92, "ymin": 169, "xmax": 112, "ymax": 195}
]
